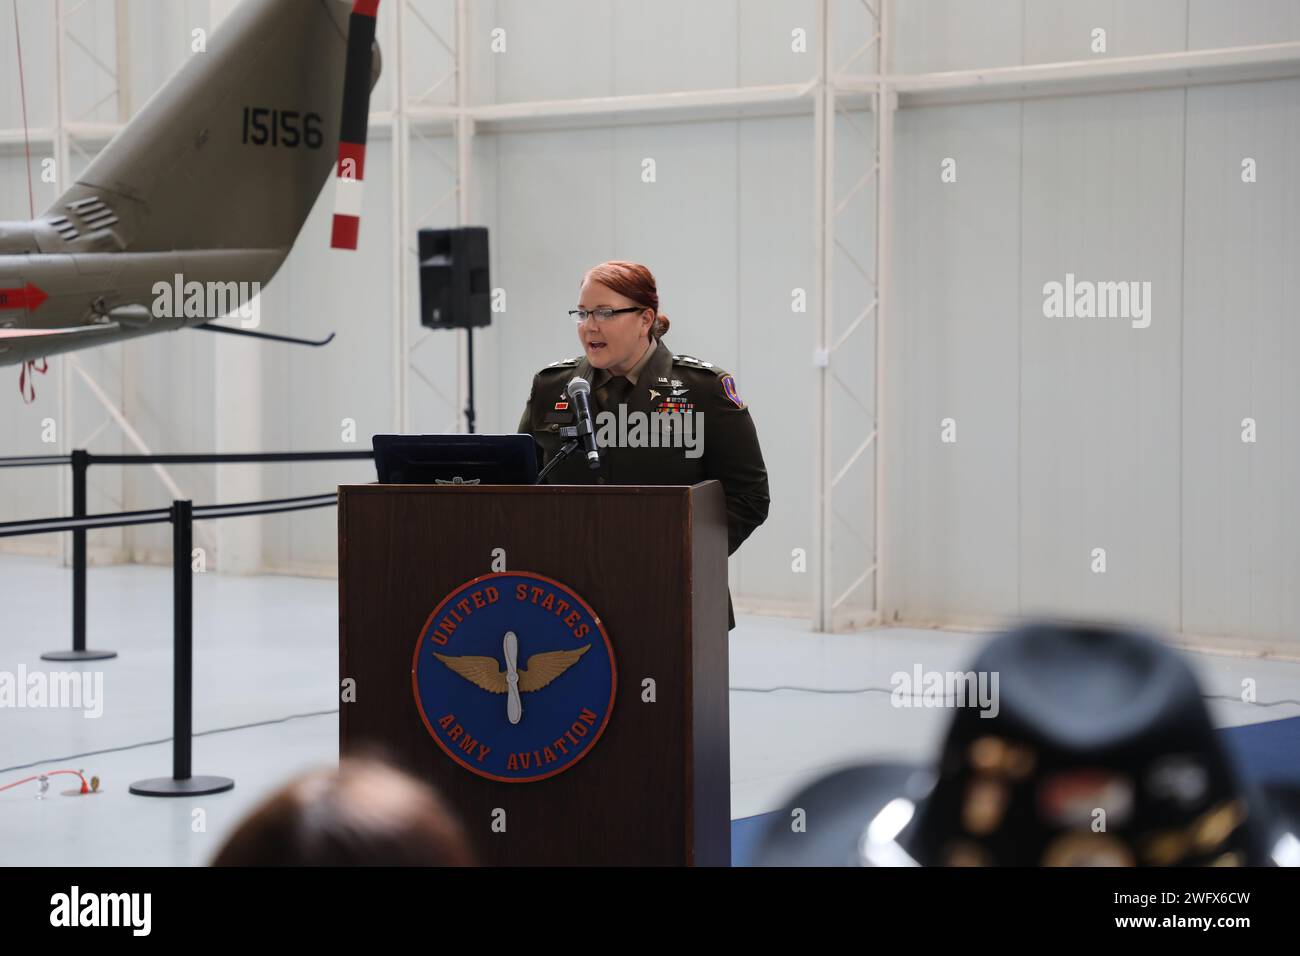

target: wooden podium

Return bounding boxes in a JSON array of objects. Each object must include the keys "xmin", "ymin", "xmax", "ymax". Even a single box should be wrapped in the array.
[{"xmin": 338, "ymin": 481, "xmax": 731, "ymax": 866}]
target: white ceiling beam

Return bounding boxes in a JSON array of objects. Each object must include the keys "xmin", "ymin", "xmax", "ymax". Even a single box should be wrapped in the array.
[{"xmin": 841, "ymin": 40, "xmax": 1300, "ymax": 106}]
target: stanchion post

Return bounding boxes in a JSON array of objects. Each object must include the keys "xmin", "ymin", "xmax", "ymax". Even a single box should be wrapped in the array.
[
  {"xmin": 130, "ymin": 499, "xmax": 234, "ymax": 797},
  {"xmin": 73, "ymin": 448, "xmax": 86, "ymax": 649},
  {"xmin": 173, "ymin": 498, "xmax": 193, "ymax": 780},
  {"xmin": 42, "ymin": 449, "xmax": 117, "ymax": 662}
]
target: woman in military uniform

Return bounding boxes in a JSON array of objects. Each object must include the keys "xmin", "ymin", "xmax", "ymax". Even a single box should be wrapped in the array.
[{"xmin": 517, "ymin": 260, "xmax": 769, "ymax": 630}]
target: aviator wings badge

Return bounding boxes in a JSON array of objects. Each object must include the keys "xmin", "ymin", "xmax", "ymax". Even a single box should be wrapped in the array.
[{"xmin": 435, "ymin": 633, "xmax": 589, "ymax": 725}]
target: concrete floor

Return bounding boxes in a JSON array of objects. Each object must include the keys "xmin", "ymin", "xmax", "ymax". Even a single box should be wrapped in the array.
[{"xmin": 2, "ymin": 552, "xmax": 1299, "ymax": 866}]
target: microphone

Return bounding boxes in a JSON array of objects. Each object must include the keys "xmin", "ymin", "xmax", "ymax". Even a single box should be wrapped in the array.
[{"xmin": 566, "ymin": 377, "xmax": 601, "ymax": 469}]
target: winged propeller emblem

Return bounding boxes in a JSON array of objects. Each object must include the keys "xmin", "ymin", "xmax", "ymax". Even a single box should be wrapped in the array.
[{"xmin": 434, "ymin": 631, "xmax": 590, "ymax": 725}]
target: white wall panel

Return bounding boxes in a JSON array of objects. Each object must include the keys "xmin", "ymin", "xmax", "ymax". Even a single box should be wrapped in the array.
[
  {"xmin": 1017, "ymin": 89, "xmax": 1185, "ymax": 629},
  {"xmin": 1182, "ymin": 79, "xmax": 1300, "ymax": 645},
  {"xmin": 1188, "ymin": 0, "xmax": 1300, "ymax": 49},
  {"xmin": 890, "ymin": 78, "xmax": 1300, "ymax": 654},
  {"xmin": 0, "ymin": 0, "xmax": 57, "ymax": 130},
  {"xmin": 889, "ymin": 100, "xmax": 1022, "ymax": 624},
  {"xmin": 894, "ymin": 0, "xmax": 1300, "ymax": 75},
  {"xmin": 1024, "ymin": 0, "xmax": 1187, "ymax": 65},
  {"xmin": 735, "ymin": 113, "xmax": 815, "ymax": 613},
  {"xmin": 486, "ymin": 0, "xmax": 823, "ymax": 104},
  {"xmin": 893, "ymin": 0, "xmax": 1024, "ymax": 74}
]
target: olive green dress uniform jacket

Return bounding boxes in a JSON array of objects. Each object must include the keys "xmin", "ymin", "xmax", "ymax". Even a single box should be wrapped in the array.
[{"xmin": 517, "ymin": 339, "xmax": 770, "ymax": 630}]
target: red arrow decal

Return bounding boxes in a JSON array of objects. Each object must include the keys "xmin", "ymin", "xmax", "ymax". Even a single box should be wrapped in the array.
[{"xmin": 0, "ymin": 283, "xmax": 48, "ymax": 312}]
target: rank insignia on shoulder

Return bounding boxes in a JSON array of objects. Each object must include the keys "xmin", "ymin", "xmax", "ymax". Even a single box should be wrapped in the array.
[
  {"xmin": 721, "ymin": 374, "xmax": 745, "ymax": 409},
  {"xmin": 546, "ymin": 357, "xmax": 576, "ymax": 368}
]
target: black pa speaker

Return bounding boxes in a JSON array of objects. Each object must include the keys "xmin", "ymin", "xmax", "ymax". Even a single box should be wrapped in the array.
[{"xmin": 418, "ymin": 226, "xmax": 491, "ymax": 329}]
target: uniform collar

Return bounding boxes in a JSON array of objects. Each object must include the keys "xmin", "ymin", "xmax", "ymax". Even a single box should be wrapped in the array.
[{"xmin": 577, "ymin": 338, "xmax": 670, "ymax": 390}]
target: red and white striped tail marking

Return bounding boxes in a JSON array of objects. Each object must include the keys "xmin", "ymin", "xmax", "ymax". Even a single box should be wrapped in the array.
[
  {"xmin": 329, "ymin": 142, "xmax": 366, "ymax": 250},
  {"xmin": 330, "ymin": 0, "xmax": 380, "ymax": 250}
]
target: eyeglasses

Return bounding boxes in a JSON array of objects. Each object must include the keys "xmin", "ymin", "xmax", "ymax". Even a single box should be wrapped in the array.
[{"xmin": 569, "ymin": 307, "xmax": 645, "ymax": 324}]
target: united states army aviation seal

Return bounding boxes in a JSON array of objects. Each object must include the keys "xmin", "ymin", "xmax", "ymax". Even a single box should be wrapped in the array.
[{"xmin": 411, "ymin": 571, "xmax": 617, "ymax": 783}]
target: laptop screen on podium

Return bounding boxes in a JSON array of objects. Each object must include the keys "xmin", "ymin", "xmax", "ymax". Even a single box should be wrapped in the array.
[{"xmin": 372, "ymin": 434, "xmax": 538, "ymax": 485}]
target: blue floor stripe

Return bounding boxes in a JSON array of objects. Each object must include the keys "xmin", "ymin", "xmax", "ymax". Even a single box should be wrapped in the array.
[
  {"xmin": 1221, "ymin": 715, "xmax": 1300, "ymax": 787},
  {"xmin": 730, "ymin": 811, "xmax": 778, "ymax": 867},
  {"xmin": 730, "ymin": 716, "xmax": 1300, "ymax": 865}
]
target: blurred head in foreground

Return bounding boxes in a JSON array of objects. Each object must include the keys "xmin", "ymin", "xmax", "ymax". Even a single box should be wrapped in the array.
[
  {"xmin": 756, "ymin": 620, "xmax": 1300, "ymax": 867},
  {"xmin": 212, "ymin": 755, "xmax": 476, "ymax": 866}
]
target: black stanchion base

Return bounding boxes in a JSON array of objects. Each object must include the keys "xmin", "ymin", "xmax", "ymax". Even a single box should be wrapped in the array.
[
  {"xmin": 41, "ymin": 649, "xmax": 118, "ymax": 661},
  {"xmin": 129, "ymin": 775, "xmax": 235, "ymax": 797}
]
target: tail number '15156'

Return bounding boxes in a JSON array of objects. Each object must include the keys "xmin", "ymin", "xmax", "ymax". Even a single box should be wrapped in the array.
[{"xmin": 242, "ymin": 108, "xmax": 324, "ymax": 149}]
